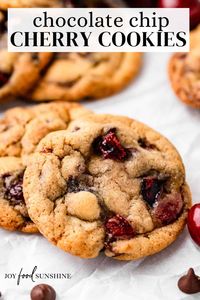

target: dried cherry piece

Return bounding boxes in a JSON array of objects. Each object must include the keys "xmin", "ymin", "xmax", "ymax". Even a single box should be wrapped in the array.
[
  {"xmin": 141, "ymin": 177, "xmax": 164, "ymax": 207},
  {"xmin": 153, "ymin": 193, "xmax": 183, "ymax": 225},
  {"xmin": 93, "ymin": 128, "xmax": 130, "ymax": 161},
  {"xmin": 105, "ymin": 215, "xmax": 135, "ymax": 241}
]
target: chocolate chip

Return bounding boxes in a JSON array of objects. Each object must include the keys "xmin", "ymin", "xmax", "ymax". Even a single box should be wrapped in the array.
[
  {"xmin": 178, "ymin": 268, "xmax": 200, "ymax": 294},
  {"xmin": 138, "ymin": 138, "xmax": 158, "ymax": 150},
  {"xmin": 30, "ymin": 284, "xmax": 56, "ymax": 300},
  {"xmin": 141, "ymin": 177, "xmax": 164, "ymax": 207}
]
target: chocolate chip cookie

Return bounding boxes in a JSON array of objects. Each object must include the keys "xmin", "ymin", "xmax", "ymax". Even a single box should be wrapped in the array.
[
  {"xmin": 169, "ymin": 25, "xmax": 200, "ymax": 108},
  {"xmin": 0, "ymin": 101, "xmax": 90, "ymax": 161},
  {"xmin": 28, "ymin": 52, "xmax": 142, "ymax": 102},
  {"xmin": 0, "ymin": 10, "xmax": 53, "ymax": 101},
  {"xmin": 0, "ymin": 157, "xmax": 37, "ymax": 233},
  {"xmin": 23, "ymin": 114, "xmax": 191, "ymax": 259},
  {"xmin": 0, "ymin": 102, "xmax": 89, "ymax": 232}
]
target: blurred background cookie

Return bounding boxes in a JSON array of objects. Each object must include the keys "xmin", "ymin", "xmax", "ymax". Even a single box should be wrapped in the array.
[
  {"xmin": 168, "ymin": 26, "xmax": 200, "ymax": 109},
  {"xmin": 28, "ymin": 52, "xmax": 142, "ymax": 102},
  {"xmin": 0, "ymin": 9, "xmax": 53, "ymax": 102},
  {"xmin": 0, "ymin": 101, "xmax": 90, "ymax": 160}
]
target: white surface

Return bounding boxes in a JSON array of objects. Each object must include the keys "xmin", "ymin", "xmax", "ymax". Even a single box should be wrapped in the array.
[{"xmin": 0, "ymin": 53, "xmax": 200, "ymax": 300}]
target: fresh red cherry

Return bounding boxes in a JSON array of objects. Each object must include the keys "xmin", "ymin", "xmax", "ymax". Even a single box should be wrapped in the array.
[
  {"xmin": 157, "ymin": 0, "xmax": 200, "ymax": 29},
  {"xmin": 187, "ymin": 204, "xmax": 200, "ymax": 246}
]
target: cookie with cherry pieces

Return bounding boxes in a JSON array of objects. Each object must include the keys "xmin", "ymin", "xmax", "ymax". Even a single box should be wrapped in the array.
[{"xmin": 23, "ymin": 114, "xmax": 191, "ymax": 259}]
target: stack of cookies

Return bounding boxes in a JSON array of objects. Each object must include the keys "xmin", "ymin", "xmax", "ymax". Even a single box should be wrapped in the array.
[
  {"xmin": 0, "ymin": 0, "xmax": 194, "ymax": 261},
  {"xmin": 0, "ymin": 102, "xmax": 192, "ymax": 260}
]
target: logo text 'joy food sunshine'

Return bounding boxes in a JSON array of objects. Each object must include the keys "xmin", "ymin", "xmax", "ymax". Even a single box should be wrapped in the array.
[{"xmin": 4, "ymin": 266, "xmax": 72, "ymax": 285}]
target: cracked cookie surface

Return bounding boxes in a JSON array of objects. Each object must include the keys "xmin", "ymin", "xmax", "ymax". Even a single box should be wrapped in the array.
[
  {"xmin": 0, "ymin": 101, "xmax": 90, "ymax": 162},
  {"xmin": 0, "ymin": 102, "xmax": 90, "ymax": 233},
  {"xmin": 24, "ymin": 115, "xmax": 191, "ymax": 259},
  {"xmin": 169, "ymin": 25, "xmax": 200, "ymax": 108},
  {"xmin": 29, "ymin": 52, "xmax": 142, "ymax": 102},
  {"xmin": 0, "ymin": 157, "xmax": 37, "ymax": 233}
]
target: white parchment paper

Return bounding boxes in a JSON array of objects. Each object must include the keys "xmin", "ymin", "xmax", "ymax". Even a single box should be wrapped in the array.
[{"xmin": 0, "ymin": 53, "xmax": 200, "ymax": 300}]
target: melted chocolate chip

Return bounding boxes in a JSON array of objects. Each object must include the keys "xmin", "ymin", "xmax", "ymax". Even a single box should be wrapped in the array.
[
  {"xmin": 178, "ymin": 268, "xmax": 200, "ymax": 294},
  {"xmin": 30, "ymin": 284, "xmax": 56, "ymax": 300},
  {"xmin": 3, "ymin": 172, "xmax": 25, "ymax": 205},
  {"xmin": 138, "ymin": 138, "xmax": 158, "ymax": 150},
  {"xmin": 141, "ymin": 177, "xmax": 164, "ymax": 207},
  {"xmin": 67, "ymin": 176, "xmax": 89, "ymax": 193}
]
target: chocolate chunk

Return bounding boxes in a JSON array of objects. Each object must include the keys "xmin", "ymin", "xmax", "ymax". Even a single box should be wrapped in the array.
[
  {"xmin": 30, "ymin": 284, "xmax": 56, "ymax": 300},
  {"xmin": 141, "ymin": 177, "xmax": 164, "ymax": 207},
  {"xmin": 178, "ymin": 268, "xmax": 200, "ymax": 294}
]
